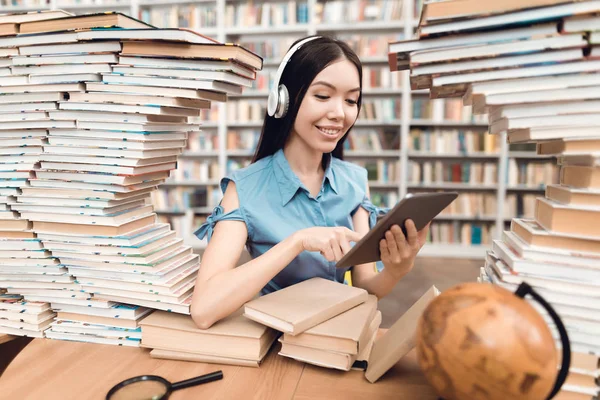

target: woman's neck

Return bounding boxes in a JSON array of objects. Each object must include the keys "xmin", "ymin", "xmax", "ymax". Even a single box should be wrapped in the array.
[{"xmin": 283, "ymin": 134, "xmax": 324, "ymax": 178}]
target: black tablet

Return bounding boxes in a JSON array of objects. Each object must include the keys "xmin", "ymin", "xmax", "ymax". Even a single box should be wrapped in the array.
[{"xmin": 336, "ymin": 192, "xmax": 458, "ymax": 269}]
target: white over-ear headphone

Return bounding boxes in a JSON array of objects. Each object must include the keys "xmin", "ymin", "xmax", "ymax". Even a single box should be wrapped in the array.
[{"xmin": 267, "ymin": 36, "xmax": 322, "ymax": 119}]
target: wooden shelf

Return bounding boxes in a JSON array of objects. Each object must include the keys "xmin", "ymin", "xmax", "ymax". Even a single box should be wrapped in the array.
[
  {"xmin": 408, "ymin": 183, "xmax": 498, "ymax": 191},
  {"xmin": 408, "ymin": 151, "xmax": 499, "ymax": 159},
  {"xmin": 315, "ymin": 20, "xmax": 405, "ymax": 32},
  {"xmin": 418, "ymin": 244, "xmax": 489, "ymax": 259}
]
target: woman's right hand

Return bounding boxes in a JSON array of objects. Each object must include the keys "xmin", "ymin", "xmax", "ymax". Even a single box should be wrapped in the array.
[{"xmin": 294, "ymin": 227, "xmax": 363, "ymax": 262}]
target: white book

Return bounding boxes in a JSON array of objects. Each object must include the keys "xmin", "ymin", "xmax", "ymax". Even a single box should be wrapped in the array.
[
  {"xmin": 412, "ymin": 34, "xmax": 585, "ymax": 65},
  {"xmin": 49, "ymin": 110, "xmax": 186, "ymax": 124},
  {"xmin": 34, "ymin": 223, "xmax": 170, "ymax": 246},
  {"xmin": 492, "ymin": 240, "xmax": 600, "ymax": 282},
  {"xmin": 0, "ymin": 92, "xmax": 64, "ymax": 104},
  {"xmin": 118, "ymin": 55, "xmax": 255, "ymax": 78},
  {"xmin": 42, "ymin": 145, "xmax": 182, "ymax": 160},
  {"xmin": 435, "ymin": 60, "xmax": 600, "ymax": 88},
  {"xmin": 85, "ymin": 82, "xmax": 226, "ymax": 102},
  {"xmin": 0, "ymin": 31, "xmax": 77, "ymax": 49},
  {"xmin": 102, "ymin": 73, "xmax": 243, "ymax": 95},
  {"xmin": 0, "ymin": 102, "xmax": 57, "ymax": 112},
  {"xmin": 485, "ymin": 254, "xmax": 600, "ymax": 304},
  {"xmin": 75, "ymin": 120, "xmax": 199, "ymax": 132},
  {"xmin": 0, "ymin": 83, "xmax": 84, "ymax": 94},
  {"xmin": 11, "ymin": 53, "xmax": 118, "ymax": 66},
  {"xmin": 0, "ymin": 75, "xmax": 28, "ymax": 86},
  {"xmin": 0, "ymin": 325, "xmax": 45, "ymax": 338},
  {"xmin": 0, "ymin": 120, "xmax": 75, "ymax": 130},
  {"xmin": 11, "ymin": 63, "xmax": 111, "ymax": 76},
  {"xmin": 16, "ymin": 193, "xmax": 149, "ymax": 208},
  {"xmin": 54, "ymin": 239, "xmax": 185, "ymax": 265},
  {"xmin": 58, "ymin": 102, "xmax": 200, "ymax": 117},
  {"xmin": 39, "ymin": 161, "xmax": 177, "ymax": 175},
  {"xmin": 44, "ymin": 330, "xmax": 140, "ymax": 346},
  {"xmin": 10, "ymin": 200, "xmax": 147, "ymax": 216},
  {"xmin": 38, "ymin": 153, "xmax": 178, "ymax": 167},
  {"xmin": 0, "ymin": 112, "xmax": 47, "ymax": 122},
  {"xmin": 0, "ymin": 147, "xmax": 42, "ymax": 155},
  {"xmin": 482, "ymin": 85, "xmax": 600, "ymax": 108},
  {"xmin": 490, "ymin": 100, "xmax": 600, "ymax": 122},
  {"xmin": 50, "ymin": 303, "xmax": 151, "ymax": 320},
  {"xmin": 28, "ymin": 73, "xmax": 102, "ymax": 84},
  {"xmin": 46, "ymin": 136, "xmax": 186, "ymax": 150},
  {"xmin": 411, "ymin": 48, "xmax": 582, "ymax": 78},
  {"xmin": 20, "ymin": 205, "xmax": 155, "ymax": 222},
  {"xmin": 502, "ymin": 230, "xmax": 600, "ymax": 268},
  {"xmin": 43, "ymin": 232, "xmax": 177, "ymax": 256},
  {"xmin": 389, "ymin": 23, "xmax": 557, "ymax": 55},
  {"xmin": 465, "ymin": 72, "xmax": 600, "ymax": 105},
  {"xmin": 76, "ymin": 28, "xmax": 215, "ymax": 44},
  {"xmin": 19, "ymin": 41, "xmax": 121, "ymax": 56},
  {"xmin": 111, "ymin": 65, "xmax": 254, "ymax": 87},
  {"xmin": 492, "ymin": 113, "xmax": 600, "ymax": 134},
  {"xmin": 563, "ymin": 14, "xmax": 600, "ymax": 32},
  {"xmin": 50, "ymin": 322, "xmax": 142, "ymax": 339},
  {"xmin": 47, "ymin": 128, "xmax": 188, "ymax": 141},
  {"xmin": 65, "ymin": 92, "xmax": 209, "ymax": 110},
  {"xmin": 87, "ymin": 292, "xmax": 192, "ymax": 314}
]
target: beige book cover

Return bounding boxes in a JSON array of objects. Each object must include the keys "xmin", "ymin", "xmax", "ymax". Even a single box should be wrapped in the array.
[
  {"xmin": 281, "ymin": 295, "xmax": 378, "ymax": 354},
  {"xmin": 352, "ymin": 314, "xmax": 380, "ymax": 371},
  {"xmin": 278, "ymin": 310, "xmax": 382, "ymax": 371},
  {"xmin": 149, "ymin": 347, "xmax": 270, "ymax": 368},
  {"xmin": 243, "ymin": 277, "xmax": 368, "ymax": 335},
  {"xmin": 140, "ymin": 308, "xmax": 277, "ymax": 361},
  {"xmin": 365, "ymin": 285, "xmax": 440, "ymax": 383}
]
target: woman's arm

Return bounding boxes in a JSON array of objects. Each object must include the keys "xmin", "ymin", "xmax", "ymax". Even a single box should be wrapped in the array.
[
  {"xmin": 190, "ymin": 182, "xmax": 305, "ymax": 329},
  {"xmin": 190, "ymin": 182, "xmax": 362, "ymax": 329}
]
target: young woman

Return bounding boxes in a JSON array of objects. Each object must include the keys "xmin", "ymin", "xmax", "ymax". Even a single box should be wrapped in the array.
[{"xmin": 191, "ymin": 36, "xmax": 430, "ymax": 329}]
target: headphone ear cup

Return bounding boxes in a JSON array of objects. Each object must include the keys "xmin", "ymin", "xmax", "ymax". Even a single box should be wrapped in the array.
[
  {"xmin": 275, "ymin": 84, "xmax": 290, "ymax": 119},
  {"xmin": 267, "ymin": 87, "xmax": 279, "ymax": 117}
]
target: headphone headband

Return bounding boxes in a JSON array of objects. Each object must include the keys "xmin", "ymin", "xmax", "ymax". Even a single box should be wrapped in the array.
[{"xmin": 267, "ymin": 36, "xmax": 322, "ymax": 118}]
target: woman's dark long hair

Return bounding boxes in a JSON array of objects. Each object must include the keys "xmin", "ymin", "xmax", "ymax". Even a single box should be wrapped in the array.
[{"xmin": 252, "ymin": 36, "xmax": 363, "ymax": 168}]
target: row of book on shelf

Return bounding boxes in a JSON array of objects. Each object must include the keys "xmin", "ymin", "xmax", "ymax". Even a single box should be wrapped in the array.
[
  {"xmin": 388, "ymin": 0, "xmax": 600, "ymax": 397},
  {"xmin": 197, "ymin": 128, "xmax": 503, "ymax": 153}
]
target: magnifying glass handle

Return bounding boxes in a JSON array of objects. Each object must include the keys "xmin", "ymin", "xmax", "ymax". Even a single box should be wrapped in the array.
[{"xmin": 171, "ymin": 371, "xmax": 223, "ymax": 391}]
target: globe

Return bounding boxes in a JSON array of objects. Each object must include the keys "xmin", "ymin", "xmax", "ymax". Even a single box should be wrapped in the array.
[{"xmin": 415, "ymin": 282, "xmax": 558, "ymax": 400}]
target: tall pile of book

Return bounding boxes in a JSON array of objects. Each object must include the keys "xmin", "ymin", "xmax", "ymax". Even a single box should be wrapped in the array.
[
  {"xmin": 389, "ymin": 1, "xmax": 600, "ymax": 398},
  {"xmin": 0, "ymin": 10, "xmax": 262, "ymax": 344}
]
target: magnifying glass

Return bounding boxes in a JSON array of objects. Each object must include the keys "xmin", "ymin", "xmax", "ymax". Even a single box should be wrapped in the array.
[{"xmin": 106, "ymin": 370, "xmax": 223, "ymax": 400}]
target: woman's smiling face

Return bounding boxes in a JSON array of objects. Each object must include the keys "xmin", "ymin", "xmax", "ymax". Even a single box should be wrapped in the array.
[{"xmin": 291, "ymin": 58, "xmax": 361, "ymax": 154}]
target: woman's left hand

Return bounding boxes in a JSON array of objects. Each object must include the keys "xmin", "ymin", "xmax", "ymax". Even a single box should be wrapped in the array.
[{"xmin": 379, "ymin": 219, "xmax": 430, "ymax": 280}]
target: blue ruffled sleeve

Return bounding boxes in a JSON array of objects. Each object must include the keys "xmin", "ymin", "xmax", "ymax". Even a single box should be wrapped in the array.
[
  {"xmin": 359, "ymin": 196, "xmax": 390, "ymax": 229},
  {"xmin": 193, "ymin": 205, "xmax": 245, "ymax": 242}
]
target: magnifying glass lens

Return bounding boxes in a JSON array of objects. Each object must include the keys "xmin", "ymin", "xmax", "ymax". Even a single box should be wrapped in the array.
[{"xmin": 109, "ymin": 380, "xmax": 169, "ymax": 400}]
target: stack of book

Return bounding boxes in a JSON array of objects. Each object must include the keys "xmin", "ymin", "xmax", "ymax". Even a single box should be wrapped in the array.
[
  {"xmin": 0, "ymin": 10, "xmax": 262, "ymax": 343},
  {"xmin": 46, "ymin": 302, "xmax": 151, "ymax": 347},
  {"xmin": 0, "ymin": 289, "xmax": 54, "ymax": 338},
  {"xmin": 244, "ymin": 277, "xmax": 439, "ymax": 382},
  {"xmin": 389, "ymin": 1, "xmax": 600, "ymax": 398},
  {"xmin": 278, "ymin": 295, "xmax": 382, "ymax": 371},
  {"xmin": 140, "ymin": 309, "xmax": 278, "ymax": 367}
]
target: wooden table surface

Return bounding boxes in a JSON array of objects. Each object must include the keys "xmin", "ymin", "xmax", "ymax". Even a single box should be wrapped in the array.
[{"xmin": 1, "ymin": 331, "xmax": 439, "ymax": 400}]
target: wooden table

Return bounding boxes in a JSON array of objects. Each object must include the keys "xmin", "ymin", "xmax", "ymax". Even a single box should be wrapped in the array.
[{"xmin": 1, "ymin": 333, "xmax": 438, "ymax": 400}]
